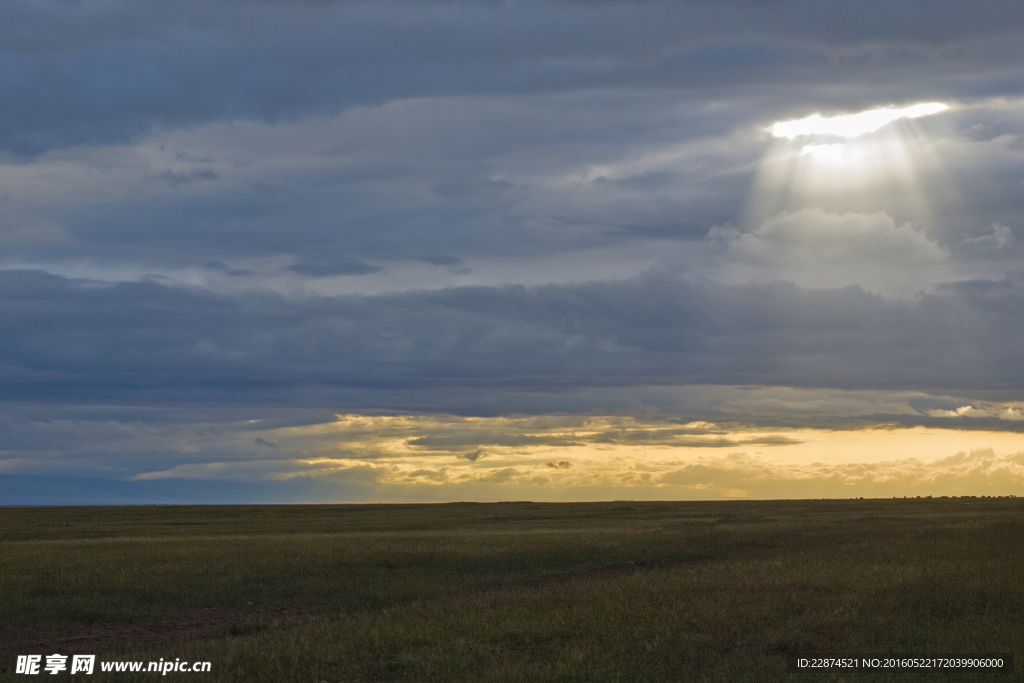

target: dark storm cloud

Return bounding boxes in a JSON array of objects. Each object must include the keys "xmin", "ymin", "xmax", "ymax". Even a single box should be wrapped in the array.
[
  {"xmin": 285, "ymin": 258, "xmax": 383, "ymax": 277},
  {"xmin": 3, "ymin": 0, "xmax": 1024, "ymax": 155},
  {"xmin": 4, "ymin": 268, "xmax": 1024, "ymax": 403},
  {"xmin": 3, "ymin": 0, "xmax": 1023, "ymax": 276},
  {"xmin": 34, "ymin": 92, "xmax": 759, "ymax": 269}
]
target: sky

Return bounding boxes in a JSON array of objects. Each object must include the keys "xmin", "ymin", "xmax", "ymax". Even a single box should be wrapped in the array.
[{"xmin": 3, "ymin": 0, "xmax": 1024, "ymax": 503}]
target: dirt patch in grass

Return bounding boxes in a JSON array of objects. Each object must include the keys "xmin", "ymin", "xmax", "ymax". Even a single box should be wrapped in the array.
[{"xmin": 1, "ymin": 603, "xmax": 319, "ymax": 660}]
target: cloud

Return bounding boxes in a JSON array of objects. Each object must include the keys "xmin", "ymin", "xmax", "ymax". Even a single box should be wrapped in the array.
[
  {"xmin": 2, "ymin": 387, "xmax": 1015, "ymax": 487},
  {"xmin": 653, "ymin": 447, "xmax": 1024, "ymax": 498},
  {"xmin": 926, "ymin": 405, "xmax": 991, "ymax": 418},
  {"xmin": 5, "ymin": 269, "xmax": 1024, "ymax": 405},
  {"xmin": 715, "ymin": 209, "xmax": 949, "ymax": 266},
  {"xmin": 6, "ymin": 406, "xmax": 1024, "ymax": 501},
  {"xmin": 921, "ymin": 402, "xmax": 1024, "ymax": 422},
  {"xmin": 1, "ymin": 84, "xmax": 1021, "ymax": 299},
  {"xmin": 2, "ymin": 0, "xmax": 1024, "ymax": 156},
  {"xmin": 462, "ymin": 448, "xmax": 485, "ymax": 462},
  {"xmin": 122, "ymin": 438, "xmax": 1024, "ymax": 500},
  {"xmin": 399, "ymin": 417, "xmax": 803, "ymax": 455},
  {"xmin": 962, "ymin": 222, "xmax": 1015, "ymax": 249}
]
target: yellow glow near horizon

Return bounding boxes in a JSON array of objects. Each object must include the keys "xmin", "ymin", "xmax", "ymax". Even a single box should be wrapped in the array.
[
  {"xmin": 133, "ymin": 414, "xmax": 1024, "ymax": 500},
  {"xmin": 771, "ymin": 102, "xmax": 948, "ymax": 140}
]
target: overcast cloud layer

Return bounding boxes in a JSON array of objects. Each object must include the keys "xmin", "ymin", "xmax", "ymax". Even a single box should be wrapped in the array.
[{"xmin": 3, "ymin": 0, "xmax": 1024, "ymax": 501}]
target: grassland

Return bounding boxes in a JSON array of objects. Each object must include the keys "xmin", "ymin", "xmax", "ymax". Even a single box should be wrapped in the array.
[{"xmin": 1, "ymin": 498, "xmax": 1022, "ymax": 682}]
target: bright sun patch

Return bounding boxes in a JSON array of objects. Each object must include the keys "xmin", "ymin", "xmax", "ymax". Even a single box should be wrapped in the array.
[
  {"xmin": 745, "ymin": 101, "xmax": 953, "ymax": 224},
  {"xmin": 771, "ymin": 102, "xmax": 948, "ymax": 139},
  {"xmin": 799, "ymin": 143, "xmax": 847, "ymax": 158}
]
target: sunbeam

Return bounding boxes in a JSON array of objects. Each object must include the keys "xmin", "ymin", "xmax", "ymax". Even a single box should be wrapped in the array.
[{"xmin": 744, "ymin": 102, "xmax": 954, "ymax": 228}]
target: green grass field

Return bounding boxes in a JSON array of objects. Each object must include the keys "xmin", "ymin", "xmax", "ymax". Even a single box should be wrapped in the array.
[{"xmin": 1, "ymin": 499, "xmax": 1021, "ymax": 682}]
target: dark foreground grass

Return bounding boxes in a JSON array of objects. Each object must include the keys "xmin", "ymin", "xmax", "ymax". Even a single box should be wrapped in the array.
[{"xmin": 1, "ymin": 499, "xmax": 1022, "ymax": 681}]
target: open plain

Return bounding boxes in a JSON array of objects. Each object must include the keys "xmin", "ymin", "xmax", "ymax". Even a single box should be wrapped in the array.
[{"xmin": 1, "ymin": 499, "xmax": 1022, "ymax": 682}]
